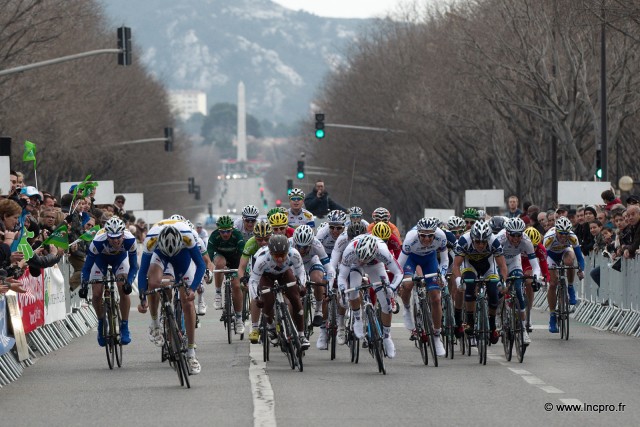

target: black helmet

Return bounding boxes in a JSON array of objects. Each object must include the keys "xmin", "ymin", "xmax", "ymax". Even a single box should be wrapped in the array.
[
  {"xmin": 268, "ymin": 234, "xmax": 289, "ymax": 254},
  {"xmin": 488, "ymin": 216, "xmax": 507, "ymax": 234},
  {"xmin": 347, "ymin": 222, "xmax": 367, "ymax": 240}
]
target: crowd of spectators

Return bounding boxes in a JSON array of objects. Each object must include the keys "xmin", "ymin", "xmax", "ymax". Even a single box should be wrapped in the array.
[{"xmin": 1, "ymin": 170, "xmax": 145, "ymax": 292}]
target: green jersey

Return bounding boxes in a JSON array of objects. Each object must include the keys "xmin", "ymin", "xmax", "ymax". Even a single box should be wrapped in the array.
[
  {"xmin": 207, "ymin": 229, "xmax": 245, "ymax": 261},
  {"xmin": 242, "ymin": 236, "xmax": 262, "ymax": 259}
]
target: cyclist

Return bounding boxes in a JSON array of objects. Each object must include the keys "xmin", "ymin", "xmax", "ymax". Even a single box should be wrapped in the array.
[
  {"xmin": 522, "ymin": 227, "xmax": 550, "ymax": 332},
  {"xmin": 207, "ymin": 215, "xmax": 246, "ymax": 335},
  {"xmin": 543, "ymin": 217, "xmax": 585, "ymax": 333},
  {"xmin": 452, "ymin": 220, "xmax": 508, "ymax": 345},
  {"xmin": 269, "ymin": 211, "xmax": 294, "ymax": 238},
  {"xmin": 446, "ymin": 216, "xmax": 467, "ymax": 338},
  {"xmin": 338, "ymin": 234, "xmax": 403, "ymax": 358},
  {"xmin": 462, "ymin": 208, "xmax": 479, "ymax": 231},
  {"xmin": 238, "ymin": 220, "xmax": 272, "ymax": 343},
  {"xmin": 138, "ymin": 222, "xmax": 206, "ymax": 374},
  {"xmin": 366, "ymin": 207, "xmax": 401, "ymax": 241},
  {"xmin": 249, "ymin": 234, "xmax": 310, "ymax": 350},
  {"xmin": 371, "ymin": 221, "xmax": 402, "ymax": 259},
  {"xmin": 396, "ymin": 218, "xmax": 448, "ymax": 357},
  {"xmin": 330, "ymin": 221, "xmax": 367, "ymax": 274},
  {"xmin": 489, "ymin": 216, "xmax": 508, "ymax": 235},
  {"xmin": 496, "ymin": 218, "xmax": 542, "ymax": 345},
  {"xmin": 344, "ymin": 206, "xmax": 370, "ymax": 228},
  {"xmin": 184, "ymin": 219, "xmax": 214, "ymax": 315},
  {"xmin": 287, "ymin": 188, "xmax": 315, "ymax": 228},
  {"xmin": 80, "ymin": 217, "xmax": 138, "ymax": 346},
  {"xmin": 234, "ymin": 205, "xmax": 260, "ymax": 241}
]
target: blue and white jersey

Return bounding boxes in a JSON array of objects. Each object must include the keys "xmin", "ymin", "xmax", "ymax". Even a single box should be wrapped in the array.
[
  {"xmin": 496, "ymin": 230, "xmax": 540, "ymax": 276},
  {"xmin": 339, "ymin": 235, "xmax": 402, "ymax": 290},
  {"xmin": 287, "ymin": 208, "xmax": 315, "ymax": 228},
  {"xmin": 454, "ymin": 232, "xmax": 503, "ymax": 261},
  {"xmin": 543, "ymin": 227, "xmax": 584, "ymax": 270},
  {"xmin": 248, "ymin": 246, "xmax": 306, "ymax": 289},
  {"xmin": 397, "ymin": 228, "xmax": 448, "ymax": 272},
  {"xmin": 81, "ymin": 229, "xmax": 138, "ymax": 283},
  {"xmin": 288, "ymin": 236, "xmax": 336, "ymax": 283}
]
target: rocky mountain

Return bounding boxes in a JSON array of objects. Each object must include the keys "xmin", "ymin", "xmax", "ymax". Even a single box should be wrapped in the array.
[{"xmin": 100, "ymin": 0, "xmax": 368, "ymax": 123}]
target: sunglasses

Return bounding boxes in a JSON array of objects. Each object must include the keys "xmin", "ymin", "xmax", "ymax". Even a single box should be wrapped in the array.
[
  {"xmin": 329, "ymin": 225, "xmax": 344, "ymax": 230},
  {"xmin": 557, "ymin": 231, "xmax": 570, "ymax": 236},
  {"xmin": 418, "ymin": 233, "xmax": 435, "ymax": 239},
  {"xmin": 272, "ymin": 226, "xmax": 287, "ymax": 232},
  {"xmin": 219, "ymin": 229, "xmax": 232, "ymax": 234},
  {"xmin": 107, "ymin": 235, "xmax": 123, "ymax": 240},
  {"xmin": 296, "ymin": 244, "xmax": 310, "ymax": 250},
  {"xmin": 290, "ymin": 197, "xmax": 303, "ymax": 202},
  {"xmin": 244, "ymin": 218, "xmax": 257, "ymax": 223},
  {"xmin": 508, "ymin": 232, "xmax": 523, "ymax": 237},
  {"xmin": 451, "ymin": 229, "xmax": 463, "ymax": 234},
  {"xmin": 472, "ymin": 239, "xmax": 487, "ymax": 244},
  {"xmin": 255, "ymin": 237, "xmax": 270, "ymax": 242}
]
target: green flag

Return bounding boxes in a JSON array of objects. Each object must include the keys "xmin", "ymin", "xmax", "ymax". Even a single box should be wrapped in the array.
[
  {"xmin": 43, "ymin": 224, "xmax": 69, "ymax": 250},
  {"xmin": 79, "ymin": 225, "xmax": 101, "ymax": 242},
  {"xmin": 23, "ymin": 140, "xmax": 36, "ymax": 168}
]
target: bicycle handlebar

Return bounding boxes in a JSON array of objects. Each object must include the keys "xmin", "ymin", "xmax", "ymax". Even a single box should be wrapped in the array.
[
  {"xmin": 306, "ymin": 280, "xmax": 329, "ymax": 288},
  {"xmin": 401, "ymin": 272, "xmax": 439, "ymax": 285},
  {"xmin": 344, "ymin": 281, "xmax": 386, "ymax": 294},
  {"xmin": 212, "ymin": 269, "xmax": 239, "ymax": 274},
  {"xmin": 549, "ymin": 266, "xmax": 579, "ymax": 271},
  {"xmin": 261, "ymin": 281, "xmax": 297, "ymax": 294},
  {"xmin": 144, "ymin": 279, "xmax": 186, "ymax": 296}
]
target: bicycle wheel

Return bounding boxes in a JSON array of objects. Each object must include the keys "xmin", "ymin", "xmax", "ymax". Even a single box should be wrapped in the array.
[
  {"xmin": 169, "ymin": 313, "xmax": 190, "ymax": 388},
  {"xmin": 103, "ymin": 302, "xmax": 114, "ymax": 370},
  {"xmin": 500, "ymin": 298, "xmax": 513, "ymax": 362},
  {"xmin": 164, "ymin": 310, "xmax": 184, "ymax": 387},
  {"xmin": 512, "ymin": 296, "xmax": 525, "ymax": 363},
  {"xmin": 560, "ymin": 282, "xmax": 570, "ymax": 341},
  {"xmin": 114, "ymin": 301, "xmax": 123, "ymax": 368},
  {"xmin": 242, "ymin": 287, "xmax": 250, "ymax": 322},
  {"xmin": 366, "ymin": 306, "xmax": 386, "ymax": 375},
  {"xmin": 478, "ymin": 300, "xmax": 488, "ymax": 366},
  {"xmin": 421, "ymin": 299, "xmax": 438, "ymax": 367},
  {"xmin": 348, "ymin": 312, "xmax": 360, "ymax": 363},
  {"xmin": 279, "ymin": 303, "xmax": 299, "ymax": 370},
  {"xmin": 329, "ymin": 297, "xmax": 337, "ymax": 361},
  {"xmin": 302, "ymin": 291, "xmax": 313, "ymax": 340},
  {"xmin": 442, "ymin": 295, "xmax": 455, "ymax": 359},
  {"xmin": 413, "ymin": 301, "xmax": 428, "ymax": 365},
  {"xmin": 225, "ymin": 282, "xmax": 233, "ymax": 344}
]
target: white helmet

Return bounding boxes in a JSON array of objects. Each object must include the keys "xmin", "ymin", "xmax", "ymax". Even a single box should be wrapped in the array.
[
  {"xmin": 505, "ymin": 217, "xmax": 526, "ymax": 234},
  {"xmin": 242, "ymin": 204, "xmax": 259, "ymax": 219},
  {"xmin": 157, "ymin": 225, "xmax": 183, "ymax": 257},
  {"xmin": 289, "ymin": 188, "xmax": 305, "ymax": 198},
  {"xmin": 185, "ymin": 219, "xmax": 195, "ymax": 231},
  {"xmin": 104, "ymin": 217, "xmax": 125, "ymax": 237},
  {"xmin": 447, "ymin": 216, "xmax": 465, "ymax": 230},
  {"xmin": 470, "ymin": 220, "xmax": 492, "ymax": 241},
  {"xmin": 416, "ymin": 217, "xmax": 438, "ymax": 231},
  {"xmin": 355, "ymin": 235, "xmax": 378, "ymax": 263},
  {"xmin": 555, "ymin": 217, "xmax": 573, "ymax": 233},
  {"xmin": 327, "ymin": 210, "xmax": 347, "ymax": 226},
  {"xmin": 169, "ymin": 214, "xmax": 186, "ymax": 221},
  {"xmin": 293, "ymin": 225, "xmax": 314, "ymax": 247}
]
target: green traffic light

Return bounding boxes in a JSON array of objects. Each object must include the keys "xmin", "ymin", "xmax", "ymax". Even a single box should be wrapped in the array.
[
  {"xmin": 315, "ymin": 129, "xmax": 325, "ymax": 139},
  {"xmin": 596, "ymin": 169, "xmax": 603, "ymax": 179},
  {"xmin": 297, "ymin": 171, "xmax": 305, "ymax": 179}
]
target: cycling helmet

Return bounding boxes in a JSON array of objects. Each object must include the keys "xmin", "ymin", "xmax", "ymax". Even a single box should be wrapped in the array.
[
  {"xmin": 268, "ymin": 234, "xmax": 289, "ymax": 254},
  {"xmin": 169, "ymin": 214, "xmax": 186, "ymax": 221},
  {"xmin": 266, "ymin": 207, "xmax": 286, "ymax": 218},
  {"xmin": 555, "ymin": 216, "xmax": 573, "ymax": 233},
  {"xmin": 289, "ymin": 188, "xmax": 305, "ymax": 199},
  {"xmin": 269, "ymin": 212, "xmax": 289, "ymax": 227},
  {"xmin": 355, "ymin": 235, "xmax": 378, "ymax": 263},
  {"xmin": 524, "ymin": 227, "xmax": 542, "ymax": 245},
  {"xmin": 371, "ymin": 221, "xmax": 391, "ymax": 241},
  {"xmin": 430, "ymin": 217, "xmax": 443, "ymax": 228},
  {"xmin": 157, "ymin": 225, "xmax": 183, "ymax": 257},
  {"xmin": 104, "ymin": 217, "xmax": 125, "ymax": 237},
  {"xmin": 477, "ymin": 209, "xmax": 486, "ymax": 219},
  {"xmin": 293, "ymin": 225, "xmax": 314, "ymax": 247},
  {"xmin": 488, "ymin": 216, "xmax": 507, "ymax": 234},
  {"xmin": 447, "ymin": 216, "xmax": 465, "ymax": 230},
  {"xmin": 216, "ymin": 215, "xmax": 233, "ymax": 230},
  {"xmin": 505, "ymin": 217, "xmax": 526, "ymax": 234},
  {"xmin": 470, "ymin": 220, "xmax": 492, "ymax": 241},
  {"xmin": 185, "ymin": 219, "xmax": 195, "ymax": 231},
  {"xmin": 242, "ymin": 204, "xmax": 259, "ymax": 219},
  {"xmin": 253, "ymin": 220, "xmax": 272, "ymax": 238},
  {"xmin": 347, "ymin": 222, "xmax": 367, "ymax": 240},
  {"xmin": 416, "ymin": 217, "xmax": 438, "ymax": 231},
  {"xmin": 462, "ymin": 208, "xmax": 479, "ymax": 220},
  {"xmin": 327, "ymin": 210, "xmax": 347, "ymax": 226},
  {"xmin": 372, "ymin": 207, "xmax": 391, "ymax": 222},
  {"xmin": 348, "ymin": 206, "xmax": 363, "ymax": 218}
]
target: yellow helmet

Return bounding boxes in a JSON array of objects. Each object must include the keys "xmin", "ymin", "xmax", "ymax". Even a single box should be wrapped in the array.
[
  {"xmin": 253, "ymin": 220, "xmax": 272, "ymax": 238},
  {"xmin": 372, "ymin": 221, "xmax": 391, "ymax": 241},
  {"xmin": 269, "ymin": 212, "xmax": 289, "ymax": 227},
  {"xmin": 524, "ymin": 227, "xmax": 541, "ymax": 246}
]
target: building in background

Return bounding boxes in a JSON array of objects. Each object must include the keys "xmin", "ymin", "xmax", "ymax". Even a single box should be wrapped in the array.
[{"xmin": 168, "ymin": 90, "xmax": 207, "ymax": 120}]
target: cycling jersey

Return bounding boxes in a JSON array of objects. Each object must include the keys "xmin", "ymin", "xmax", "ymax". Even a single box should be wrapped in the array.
[
  {"xmin": 398, "ymin": 228, "xmax": 448, "ymax": 288},
  {"xmin": 289, "ymin": 237, "xmax": 336, "ymax": 284},
  {"xmin": 454, "ymin": 231, "xmax": 503, "ymax": 277},
  {"xmin": 522, "ymin": 243, "xmax": 550, "ymax": 281},
  {"xmin": 315, "ymin": 225, "xmax": 342, "ymax": 256},
  {"xmin": 233, "ymin": 217, "xmax": 254, "ymax": 241},
  {"xmin": 338, "ymin": 235, "xmax": 402, "ymax": 291},
  {"xmin": 207, "ymin": 228, "xmax": 245, "ymax": 268},
  {"xmin": 248, "ymin": 246, "xmax": 306, "ymax": 290},
  {"xmin": 543, "ymin": 228, "xmax": 585, "ymax": 270},
  {"xmin": 241, "ymin": 236, "xmax": 261, "ymax": 259},
  {"xmin": 496, "ymin": 230, "xmax": 541, "ymax": 277},
  {"xmin": 329, "ymin": 232, "xmax": 350, "ymax": 273},
  {"xmin": 81, "ymin": 229, "xmax": 139, "ymax": 284},
  {"xmin": 287, "ymin": 208, "xmax": 315, "ymax": 228}
]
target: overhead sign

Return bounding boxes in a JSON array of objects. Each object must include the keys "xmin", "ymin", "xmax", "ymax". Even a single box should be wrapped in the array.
[
  {"xmin": 60, "ymin": 180, "xmax": 115, "ymax": 205},
  {"xmin": 133, "ymin": 210, "xmax": 164, "ymax": 226},
  {"xmin": 424, "ymin": 209, "xmax": 456, "ymax": 223},
  {"xmin": 558, "ymin": 181, "xmax": 612, "ymax": 205},
  {"xmin": 120, "ymin": 193, "xmax": 144, "ymax": 210},
  {"xmin": 465, "ymin": 189, "xmax": 505, "ymax": 209}
]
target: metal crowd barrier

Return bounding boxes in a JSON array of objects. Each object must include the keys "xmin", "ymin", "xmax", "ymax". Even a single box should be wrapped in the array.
[{"xmin": 532, "ymin": 254, "xmax": 640, "ymax": 337}]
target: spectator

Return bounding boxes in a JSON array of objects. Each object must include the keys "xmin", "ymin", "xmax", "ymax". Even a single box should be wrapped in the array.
[
  {"xmin": 555, "ymin": 205, "xmax": 569, "ymax": 217},
  {"xmin": 544, "ymin": 210, "xmax": 555, "ymax": 232},
  {"xmin": 583, "ymin": 220, "xmax": 602, "ymax": 255},
  {"xmin": 0, "ymin": 199, "xmax": 24, "ymax": 270},
  {"xmin": 13, "ymin": 186, "xmax": 43, "ymax": 251},
  {"xmin": 113, "ymin": 194, "xmax": 127, "ymax": 218},
  {"xmin": 195, "ymin": 222, "xmax": 208, "ymax": 242},
  {"xmin": 568, "ymin": 209, "xmax": 577, "ymax": 227},
  {"xmin": 626, "ymin": 194, "xmax": 639, "ymax": 206},
  {"xmin": 537, "ymin": 211, "xmax": 547, "ymax": 231},
  {"xmin": 505, "ymin": 195, "xmax": 522, "ymax": 218},
  {"xmin": 601, "ymin": 189, "xmax": 622, "ymax": 211},
  {"xmin": 621, "ymin": 205, "xmax": 640, "ymax": 259},
  {"xmin": 42, "ymin": 193, "xmax": 56, "ymax": 208},
  {"xmin": 39, "ymin": 207, "xmax": 57, "ymax": 233},
  {"xmin": 134, "ymin": 217, "xmax": 148, "ymax": 243},
  {"xmin": 303, "ymin": 180, "xmax": 346, "ymax": 218}
]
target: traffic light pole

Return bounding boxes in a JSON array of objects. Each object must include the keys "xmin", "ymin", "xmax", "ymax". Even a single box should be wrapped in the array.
[
  {"xmin": 0, "ymin": 49, "xmax": 124, "ymax": 77},
  {"xmin": 325, "ymin": 123, "xmax": 406, "ymax": 133}
]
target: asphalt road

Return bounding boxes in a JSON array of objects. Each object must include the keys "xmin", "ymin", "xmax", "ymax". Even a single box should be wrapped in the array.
[{"xmin": 2, "ymin": 302, "xmax": 639, "ymax": 427}]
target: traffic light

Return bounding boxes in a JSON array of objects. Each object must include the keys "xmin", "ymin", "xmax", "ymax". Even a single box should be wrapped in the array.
[
  {"xmin": 276, "ymin": 199, "xmax": 282, "ymax": 207},
  {"xmin": 297, "ymin": 161, "xmax": 305, "ymax": 180},
  {"xmin": 188, "ymin": 177, "xmax": 195, "ymax": 193},
  {"xmin": 117, "ymin": 26, "xmax": 132, "ymax": 66},
  {"xmin": 287, "ymin": 179, "xmax": 293, "ymax": 195},
  {"xmin": 193, "ymin": 185, "xmax": 201, "ymax": 200},
  {"xmin": 208, "ymin": 202, "xmax": 213, "ymax": 216},
  {"xmin": 263, "ymin": 199, "xmax": 268, "ymax": 208},
  {"xmin": 315, "ymin": 113, "xmax": 325, "ymax": 139},
  {"xmin": 595, "ymin": 150, "xmax": 603, "ymax": 180},
  {"xmin": 260, "ymin": 186, "xmax": 264, "ymax": 197},
  {"xmin": 164, "ymin": 127, "xmax": 174, "ymax": 152}
]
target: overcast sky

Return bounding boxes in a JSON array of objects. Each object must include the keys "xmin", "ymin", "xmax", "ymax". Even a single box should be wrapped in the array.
[{"xmin": 272, "ymin": 0, "xmax": 413, "ymax": 19}]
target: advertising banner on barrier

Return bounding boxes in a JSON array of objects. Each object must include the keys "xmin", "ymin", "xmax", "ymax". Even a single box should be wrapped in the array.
[
  {"xmin": 17, "ymin": 269, "xmax": 45, "ymax": 334},
  {"xmin": 0, "ymin": 297, "xmax": 16, "ymax": 356},
  {"xmin": 44, "ymin": 266, "xmax": 66, "ymax": 324}
]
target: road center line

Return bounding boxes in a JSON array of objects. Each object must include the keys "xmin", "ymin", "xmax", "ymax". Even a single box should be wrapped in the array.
[{"xmin": 249, "ymin": 343, "xmax": 277, "ymax": 427}]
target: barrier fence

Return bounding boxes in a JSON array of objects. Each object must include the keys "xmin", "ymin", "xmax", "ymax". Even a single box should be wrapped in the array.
[{"xmin": 532, "ymin": 254, "xmax": 640, "ymax": 337}]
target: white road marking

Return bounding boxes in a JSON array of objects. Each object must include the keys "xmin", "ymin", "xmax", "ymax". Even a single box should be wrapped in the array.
[
  {"xmin": 508, "ymin": 368, "xmax": 531, "ymax": 375},
  {"xmin": 249, "ymin": 343, "xmax": 277, "ymax": 427},
  {"xmin": 559, "ymin": 398, "xmax": 583, "ymax": 405},
  {"xmin": 522, "ymin": 376, "xmax": 545, "ymax": 385},
  {"xmin": 540, "ymin": 386, "xmax": 564, "ymax": 394}
]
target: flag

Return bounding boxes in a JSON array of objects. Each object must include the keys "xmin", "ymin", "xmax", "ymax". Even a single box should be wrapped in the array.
[
  {"xmin": 78, "ymin": 225, "xmax": 100, "ymax": 242},
  {"xmin": 23, "ymin": 140, "xmax": 36, "ymax": 168},
  {"xmin": 72, "ymin": 174, "xmax": 92, "ymax": 199},
  {"xmin": 42, "ymin": 224, "xmax": 69, "ymax": 250}
]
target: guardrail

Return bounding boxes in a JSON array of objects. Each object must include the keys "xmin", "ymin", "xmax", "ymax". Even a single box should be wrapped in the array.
[{"xmin": 532, "ymin": 254, "xmax": 640, "ymax": 337}]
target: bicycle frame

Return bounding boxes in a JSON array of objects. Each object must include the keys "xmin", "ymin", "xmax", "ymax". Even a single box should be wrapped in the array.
[{"xmin": 213, "ymin": 269, "xmax": 240, "ymax": 344}]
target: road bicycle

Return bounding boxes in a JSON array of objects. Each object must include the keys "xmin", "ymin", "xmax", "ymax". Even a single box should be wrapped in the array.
[
  {"xmin": 145, "ymin": 278, "xmax": 191, "ymax": 388},
  {"xmin": 308, "ymin": 280, "xmax": 339, "ymax": 360},
  {"xmin": 499, "ymin": 275, "xmax": 534, "ymax": 363},
  {"xmin": 404, "ymin": 273, "xmax": 439, "ymax": 367},
  {"xmin": 551, "ymin": 265, "xmax": 578, "ymax": 340},
  {"xmin": 301, "ymin": 279, "xmax": 316, "ymax": 340},
  {"xmin": 463, "ymin": 277, "xmax": 498, "ymax": 366},
  {"xmin": 440, "ymin": 274, "xmax": 456, "ymax": 359},
  {"xmin": 261, "ymin": 280, "xmax": 304, "ymax": 372},
  {"xmin": 88, "ymin": 268, "xmax": 122, "ymax": 370},
  {"xmin": 213, "ymin": 268, "xmax": 241, "ymax": 343}
]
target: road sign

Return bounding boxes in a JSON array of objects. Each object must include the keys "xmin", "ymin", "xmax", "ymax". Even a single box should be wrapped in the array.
[
  {"xmin": 424, "ymin": 209, "xmax": 456, "ymax": 223},
  {"xmin": 60, "ymin": 180, "xmax": 114, "ymax": 205},
  {"xmin": 133, "ymin": 210, "xmax": 164, "ymax": 225},
  {"xmin": 120, "ymin": 193, "xmax": 144, "ymax": 210},
  {"xmin": 465, "ymin": 189, "xmax": 505, "ymax": 210},
  {"xmin": 558, "ymin": 181, "xmax": 612, "ymax": 205}
]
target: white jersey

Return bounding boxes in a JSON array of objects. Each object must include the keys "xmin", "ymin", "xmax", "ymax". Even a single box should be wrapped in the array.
[
  {"xmin": 315, "ymin": 225, "xmax": 343, "ymax": 256},
  {"xmin": 196, "ymin": 228, "xmax": 209, "ymax": 242},
  {"xmin": 496, "ymin": 230, "xmax": 540, "ymax": 277},
  {"xmin": 330, "ymin": 232, "xmax": 350, "ymax": 272},
  {"xmin": 340, "ymin": 235, "xmax": 402, "ymax": 290},
  {"xmin": 287, "ymin": 208, "xmax": 315, "ymax": 228},
  {"xmin": 142, "ymin": 219, "xmax": 199, "ymax": 254},
  {"xmin": 398, "ymin": 228, "xmax": 448, "ymax": 271},
  {"xmin": 233, "ymin": 217, "xmax": 254, "ymax": 241},
  {"xmin": 288, "ymin": 236, "xmax": 336, "ymax": 283},
  {"xmin": 248, "ymin": 246, "xmax": 306, "ymax": 289}
]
